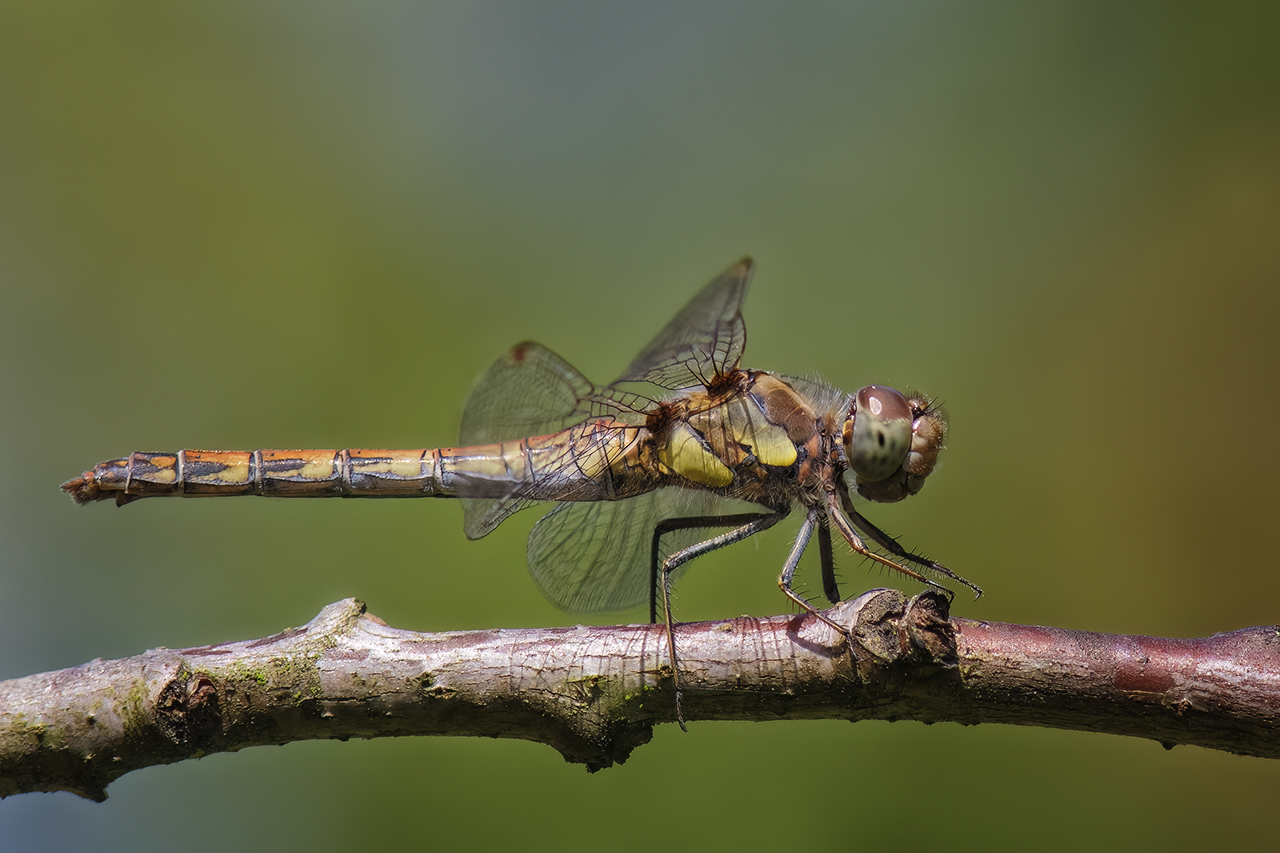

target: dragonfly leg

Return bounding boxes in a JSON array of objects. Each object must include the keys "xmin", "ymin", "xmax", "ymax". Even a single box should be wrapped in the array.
[
  {"xmin": 818, "ymin": 514, "xmax": 840, "ymax": 605},
  {"xmin": 776, "ymin": 509, "xmax": 849, "ymax": 636},
  {"xmin": 650, "ymin": 511, "xmax": 788, "ymax": 729},
  {"xmin": 648, "ymin": 512, "xmax": 787, "ymax": 623},
  {"xmin": 838, "ymin": 490, "xmax": 983, "ymax": 599}
]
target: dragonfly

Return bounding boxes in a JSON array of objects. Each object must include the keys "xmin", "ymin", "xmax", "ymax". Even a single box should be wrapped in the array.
[{"xmin": 63, "ymin": 258, "xmax": 980, "ymax": 724}]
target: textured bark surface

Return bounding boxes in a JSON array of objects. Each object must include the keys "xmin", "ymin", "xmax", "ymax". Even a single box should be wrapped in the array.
[{"xmin": 3, "ymin": 589, "xmax": 1277, "ymax": 801}]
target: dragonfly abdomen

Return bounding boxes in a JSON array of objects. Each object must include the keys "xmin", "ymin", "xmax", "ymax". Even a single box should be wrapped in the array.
[
  {"xmin": 62, "ymin": 421, "xmax": 651, "ymax": 506},
  {"xmin": 62, "ymin": 448, "xmax": 452, "ymax": 505}
]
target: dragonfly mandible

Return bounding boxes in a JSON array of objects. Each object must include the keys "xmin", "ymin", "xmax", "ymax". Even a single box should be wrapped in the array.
[{"xmin": 63, "ymin": 258, "xmax": 980, "ymax": 724}]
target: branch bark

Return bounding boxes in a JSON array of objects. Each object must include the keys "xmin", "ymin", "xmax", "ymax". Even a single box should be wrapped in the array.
[{"xmin": 3, "ymin": 589, "xmax": 1278, "ymax": 801}]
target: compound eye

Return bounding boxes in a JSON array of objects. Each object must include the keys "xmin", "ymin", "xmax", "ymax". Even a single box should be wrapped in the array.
[{"xmin": 845, "ymin": 385, "xmax": 912, "ymax": 482}]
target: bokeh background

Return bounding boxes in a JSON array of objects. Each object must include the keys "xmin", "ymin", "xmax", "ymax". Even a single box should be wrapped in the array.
[{"xmin": 3, "ymin": 3, "xmax": 1279, "ymax": 850}]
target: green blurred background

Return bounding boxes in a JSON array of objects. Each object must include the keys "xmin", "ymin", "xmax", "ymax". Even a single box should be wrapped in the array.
[{"xmin": 3, "ymin": 2, "xmax": 1279, "ymax": 849}]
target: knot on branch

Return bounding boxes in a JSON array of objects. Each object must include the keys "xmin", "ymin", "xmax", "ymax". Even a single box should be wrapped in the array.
[
  {"xmin": 840, "ymin": 588, "xmax": 959, "ymax": 686},
  {"xmin": 155, "ymin": 669, "xmax": 222, "ymax": 750}
]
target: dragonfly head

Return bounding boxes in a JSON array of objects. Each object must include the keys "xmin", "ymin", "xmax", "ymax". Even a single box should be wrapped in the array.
[{"xmin": 844, "ymin": 385, "xmax": 947, "ymax": 504}]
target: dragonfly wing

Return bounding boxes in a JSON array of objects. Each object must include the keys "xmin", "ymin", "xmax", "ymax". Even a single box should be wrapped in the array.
[
  {"xmin": 460, "ymin": 341, "xmax": 597, "ymax": 445},
  {"xmin": 527, "ymin": 489, "xmax": 756, "ymax": 612},
  {"xmin": 459, "ymin": 342, "xmax": 660, "ymax": 538},
  {"xmin": 463, "ymin": 495, "xmax": 534, "ymax": 541},
  {"xmin": 612, "ymin": 257, "xmax": 753, "ymax": 390},
  {"xmin": 461, "ymin": 341, "xmax": 659, "ymax": 441},
  {"xmin": 460, "ymin": 342, "xmax": 587, "ymax": 537}
]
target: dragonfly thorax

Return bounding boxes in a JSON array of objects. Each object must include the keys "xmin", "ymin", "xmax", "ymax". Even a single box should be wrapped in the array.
[{"xmin": 646, "ymin": 371, "xmax": 823, "ymax": 495}]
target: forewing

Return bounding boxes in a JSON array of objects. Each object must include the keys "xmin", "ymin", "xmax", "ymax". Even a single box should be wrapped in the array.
[
  {"xmin": 613, "ymin": 257, "xmax": 753, "ymax": 390},
  {"xmin": 527, "ymin": 489, "xmax": 755, "ymax": 613}
]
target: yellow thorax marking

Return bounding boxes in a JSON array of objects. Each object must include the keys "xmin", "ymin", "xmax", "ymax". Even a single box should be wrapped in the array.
[{"xmin": 658, "ymin": 421, "xmax": 733, "ymax": 488}]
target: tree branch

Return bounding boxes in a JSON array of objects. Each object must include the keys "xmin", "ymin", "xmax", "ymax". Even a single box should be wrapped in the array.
[{"xmin": 3, "ymin": 589, "xmax": 1278, "ymax": 801}]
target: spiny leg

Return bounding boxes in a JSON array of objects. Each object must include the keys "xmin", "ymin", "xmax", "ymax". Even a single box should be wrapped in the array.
[
  {"xmin": 650, "ymin": 511, "xmax": 788, "ymax": 729},
  {"xmin": 828, "ymin": 492, "xmax": 970, "ymax": 600},
  {"xmin": 838, "ymin": 490, "xmax": 983, "ymax": 598},
  {"xmin": 776, "ymin": 508, "xmax": 849, "ymax": 636}
]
